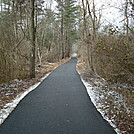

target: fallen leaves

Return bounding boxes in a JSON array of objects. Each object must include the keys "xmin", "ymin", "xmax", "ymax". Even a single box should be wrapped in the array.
[
  {"xmin": 77, "ymin": 61, "xmax": 134, "ymax": 134},
  {"xmin": 0, "ymin": 59, "xmax": 69, "ymax": 123}
]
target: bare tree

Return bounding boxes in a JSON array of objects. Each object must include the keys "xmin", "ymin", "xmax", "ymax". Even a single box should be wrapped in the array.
[
  {"xmin": 125, "ymin": 0, "xmax": 129, "ymax": 37},
  {"xmin": 30, "ymin": 0, "xmax": 36, "ymax": 78}
]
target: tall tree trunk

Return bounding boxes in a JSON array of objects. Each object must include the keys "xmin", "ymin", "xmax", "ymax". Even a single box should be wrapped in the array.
[
  {"xmin": 12, "ymin": 0, "xmax": 18, "ymax": 39},
  {"xmin": 61, "ymin": 0, "xmax": 64, "ymax": 59},
  {"xmin": 85, "ymin": 0, "xmax": 96, "ymax": 72},
  {"xmin": 82, "ymin": 0, "xmax": 87, "ymax": 39},
  {"xmin": 30, "ymin": 0, "xmax": 35, "ymax": 78},
  {"xmin": 92, "ymin": 0, "xmax": 96, "ymax": 39},
  {"xmin": 86, "ymin": 0, "xmax": 96, "ymax": 38},
  {"xmin": 65, "ymin": 27, "xmax": 70, "ymax": 57}
]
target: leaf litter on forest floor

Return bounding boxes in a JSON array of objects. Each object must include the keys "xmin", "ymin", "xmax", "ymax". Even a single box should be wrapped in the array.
[
  {"xmin": 77, "ymin": 61, "xmax": 134, "ymax": 134},
  {"xmin": 0, "ymin": 59, "xmax": 69, "ymax": 125}
]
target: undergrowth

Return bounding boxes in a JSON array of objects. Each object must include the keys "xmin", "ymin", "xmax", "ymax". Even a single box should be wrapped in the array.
[{"xmin": 77, "ymin": 61, "xmax": 134, "ymax": 134}]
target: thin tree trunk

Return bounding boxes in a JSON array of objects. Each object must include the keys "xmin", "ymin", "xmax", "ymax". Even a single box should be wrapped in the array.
[
  {"xmin": 82, "ymin": 0, "xmax": 87, "ymax": 38},
  {"xmin": 37, "ymin": 47, "xmax": 42, "ymax": 66},
  {"xmin": 125, "ymin": 0, "xmax": 129, "ymax": 37},
  {"xmin": 30, "ymin": 0, "xmax": 35, "ymax": 78},
  {"xmin": 86, "ymin": 0, "xmax": 96, "ymax": 38},
  {"xmin": 61, "ymin": 0, "xmax": 64, "ymax": 59},
  {"xmin": 92, "ymin": 0, "xmax": 96, "ymax": 39},
  {"xmin": 85, "ymin": 0, "xmax": 96, "ymax": 72}
]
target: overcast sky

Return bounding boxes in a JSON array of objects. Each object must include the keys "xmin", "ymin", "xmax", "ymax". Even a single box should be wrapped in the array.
[
  {"xmin": 98, "ymin": 0, "xmax": 124, "ymax": 27},
  {"xmin": 47, "ymin": 0, "xmax": 125, "ymax": 27}
]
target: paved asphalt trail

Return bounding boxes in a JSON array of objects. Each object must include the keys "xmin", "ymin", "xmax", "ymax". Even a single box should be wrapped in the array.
[{"xmin": 0, "ymin": 58, "xmax": 116, "ymax": 134}]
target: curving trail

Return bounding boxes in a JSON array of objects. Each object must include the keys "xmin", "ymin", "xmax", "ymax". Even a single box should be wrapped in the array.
[{"xmin": 0, "ymin": 58, "xmax": 116, "ymax": 134}]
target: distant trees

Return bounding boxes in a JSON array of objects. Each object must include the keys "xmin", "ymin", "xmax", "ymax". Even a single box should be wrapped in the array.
[
  {"xmin": 0, "ymin": 0, "xmax": 133, "ymax": 85},
  {"xmin": 56, "ymin": 0, "xmax": 79, "ymax": 58}
]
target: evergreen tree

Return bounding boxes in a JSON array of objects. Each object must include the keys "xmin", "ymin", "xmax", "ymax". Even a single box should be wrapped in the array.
[{"xmin": 56, "ymin": 0, "xmax": 79, "ymax": 57}]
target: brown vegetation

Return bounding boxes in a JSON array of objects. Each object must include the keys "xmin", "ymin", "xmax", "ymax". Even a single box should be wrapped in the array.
[
  {"xmin": 94, "ymin": 34, "xmax": 134, "ymax": 85},
  {"xmin": 0, "ymin": 0, "xmax": 134, "ymax": 133},
  {"xmin": 0, "ymin": 59, "xmax": 68, "ymax": 113},
  {"xmin": 77, "ymin": 61, "xmax": 134, "ymax": 134}
]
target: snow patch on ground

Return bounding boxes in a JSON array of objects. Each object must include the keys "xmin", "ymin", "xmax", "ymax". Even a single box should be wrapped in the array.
[
  {"xmin": 0, "ymin": 73, "xmax": 51, "ymax": 125},
  {"xmin": 81, "ymin": 78, "xmax": 121, "ymax": 134}
]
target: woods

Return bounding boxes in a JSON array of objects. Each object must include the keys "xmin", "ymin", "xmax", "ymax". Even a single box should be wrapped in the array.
[
  {"xmin": 0, "ymin": 0, "xmax": 133, "ymax": 83},
  {"xmin": 77, "ymin": 0, "xmax": 134, "ymax": 133},
  {"xmin": 0, "ymin": 0, "xmax": 134, "ymax": 133},
  {"xmin": 78, "ymin": 0, "xmax": 134, "ymax": 85},
  {"xmin": 0, "ymin": 0, "xmax": 80, "ymax": 83}
]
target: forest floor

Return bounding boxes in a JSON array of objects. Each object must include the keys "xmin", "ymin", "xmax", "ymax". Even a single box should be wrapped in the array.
[
  {"xmin": 0, "ymin": 59, "xmax": 69, "ymax": 125},
  {"xmin": 77, "ymin": 61, "xmax": 134, "ymax": 134}
]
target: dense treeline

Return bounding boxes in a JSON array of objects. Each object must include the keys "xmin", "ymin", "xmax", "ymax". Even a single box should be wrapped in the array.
[
  {"xmin": 0, "ymin": 1, "xmax": 133, "ymax": 133},
  {"xmin": 0, "ymin": 0, "xmax": 78, "ymax": 83},
  {"xmin": 78, "ymin": 0, "xmax": 134, "ymax": 85},
  {"xmin": 0, "ymin": 0, "xmax": 134, "ymax": 85},
  {"xmin": 77, "ymin": 1, "xmax": 134, "ymax": 133}
]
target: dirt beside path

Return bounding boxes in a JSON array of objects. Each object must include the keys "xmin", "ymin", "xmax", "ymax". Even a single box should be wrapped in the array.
[
  {"xmin": 77, "ymin": 61, "xmax": 134, "ymax": 134},
  {"xmin": 0, "ymin": 59, "xmax": 68, "ymax": 116},
  {"xmin": 0, "ymin": 58, "xmax": 116, "ymax": 134}
]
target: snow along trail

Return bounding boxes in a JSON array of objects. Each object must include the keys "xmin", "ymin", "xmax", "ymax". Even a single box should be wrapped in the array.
[
  {"xmin": 0, "ymin": 61, "xmax": 119, "ymax": 133},
  {"xmin": 0, "ymin": 58, "xmax": 116, "ymax": 134},
  {"xmin": 0, "ymin": 73, "xmax": 51, "ymax": 125},
  {"xmin": 79, "ymin": 77, "xmax": 122, "ymax": 134}
]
